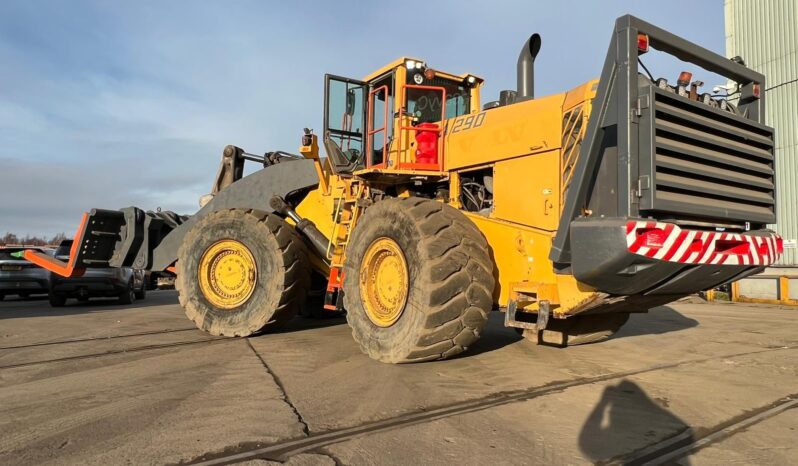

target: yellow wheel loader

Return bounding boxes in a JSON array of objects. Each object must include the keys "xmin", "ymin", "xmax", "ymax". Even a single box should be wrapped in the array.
[{"xmin": 27, "ymin": 16, "xmax": 782, "ymax": 363}]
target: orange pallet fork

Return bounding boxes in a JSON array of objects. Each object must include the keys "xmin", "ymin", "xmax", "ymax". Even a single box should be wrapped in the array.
[{"xmin": 22, "ymin": 210, "xmax": 124, "ymax": 277}]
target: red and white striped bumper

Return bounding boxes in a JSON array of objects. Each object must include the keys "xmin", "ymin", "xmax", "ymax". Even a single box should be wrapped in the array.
[{"xmin": 626, "ymin": 221, "xmax": 783, "ymax": 266}]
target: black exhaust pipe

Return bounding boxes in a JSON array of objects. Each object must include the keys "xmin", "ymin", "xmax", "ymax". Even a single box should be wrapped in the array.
[{"xmin": 517, "ymin": 33, "xmax": 542, "ymax": 99}]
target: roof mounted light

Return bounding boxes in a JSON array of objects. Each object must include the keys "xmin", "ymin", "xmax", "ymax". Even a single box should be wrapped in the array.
[
  {"xmin": 637, "ymin": 33, "xmax": 649, "ymax": 54},
  {"xmin": 677, "ymin": 71, "xmax": 693, "ymax": 87},
  {"xmin": 405, "ymin": 60, "xmax": 416, "ymax": 70},
  {"xmin": 467, "ymin": 75, "xmax": 476, "ymax": 84}
]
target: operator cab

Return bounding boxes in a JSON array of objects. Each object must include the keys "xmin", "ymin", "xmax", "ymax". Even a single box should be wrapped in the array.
[{"xmin": 323, "ymin": 58, "xmax": 482, "ymax": 180}]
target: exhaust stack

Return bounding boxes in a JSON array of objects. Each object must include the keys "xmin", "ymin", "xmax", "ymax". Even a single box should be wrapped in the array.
[{"xmin": 517, "ymin": 33, "xmax": 542, "ymax": 99}]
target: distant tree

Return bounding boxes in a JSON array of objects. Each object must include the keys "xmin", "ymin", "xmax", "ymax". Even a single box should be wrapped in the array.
[
  {"xmin": 2, "ymin": 232, "xmax": 19, "ymax": 245},
  {"xmin": 21, "ymin": 235, "xmax": 46, "ymax": 246},
  {"xmin": 0, "ymin": 232, "xmax": 66, "ymax": 246},
  {"xmin": 49, "ymin": 232, "xmax": 68, "ymax": 245}
]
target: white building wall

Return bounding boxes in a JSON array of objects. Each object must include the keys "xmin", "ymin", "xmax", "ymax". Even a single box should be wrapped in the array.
[{"xmin": 725, "ymin": 0, "xmax": 798, "ymax": 266}]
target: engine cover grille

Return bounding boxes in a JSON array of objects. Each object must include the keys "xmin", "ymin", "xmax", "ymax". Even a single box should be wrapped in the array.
[{"xmin": 638, "ymin": 86, "xmax": 775, "ymax": 225}]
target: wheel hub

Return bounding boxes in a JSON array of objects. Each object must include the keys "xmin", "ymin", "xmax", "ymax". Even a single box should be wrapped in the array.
[
  {"xmin": 360, "ymin": 237, "xmax": 408, "ymax": 327},
  {"xmin": 198, "ymin": 239, "xmax": 257, "ymax": 309}
]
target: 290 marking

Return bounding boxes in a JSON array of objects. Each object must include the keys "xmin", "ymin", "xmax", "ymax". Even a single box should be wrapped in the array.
[{"xmin": 447, "ymin": 112, "xmax": 486, "ymax": 134}]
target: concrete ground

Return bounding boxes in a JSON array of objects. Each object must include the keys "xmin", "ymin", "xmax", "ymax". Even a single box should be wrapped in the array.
[{"xmin": 1, "ymin": 291, "xmax": 797, "ymax": 465}]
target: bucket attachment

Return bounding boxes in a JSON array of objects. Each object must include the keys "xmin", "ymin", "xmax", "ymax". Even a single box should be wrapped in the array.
[{"xmin": 24, "ymin": 207, "xmax": 186, "ymax": 277}]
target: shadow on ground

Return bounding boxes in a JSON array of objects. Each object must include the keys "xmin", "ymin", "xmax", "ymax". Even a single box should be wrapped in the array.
[
  {"xmin": 612, "ymin": 306, "xmax": 699, "ymax": 341},
  {"xmin": 456, "ymin": 306, "xmax": 698, "ymax": 358},
  {"xmin": 579, "ymin": 379, "xmax": 693, "ymax": 464},
  {"xmin": 459, "ymin": 311, "xmax": 524, "ymax": 357},
  {"xmin": 276, "ymin": 300, "xmax": 525, "ymax": 358},
  {"xmin": 273, "ymin": 313, "xmax": 348, "ymax": 333}
]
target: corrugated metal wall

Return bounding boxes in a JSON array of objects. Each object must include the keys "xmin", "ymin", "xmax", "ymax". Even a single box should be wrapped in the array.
[{"xmin": 725, "ymin": 0, "xmax": 798, "ymax": 266}]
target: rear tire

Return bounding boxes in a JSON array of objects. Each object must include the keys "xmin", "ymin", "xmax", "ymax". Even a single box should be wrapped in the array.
[
  {"xmin": 343, "ymin": 197, "xmax": 495, "ymax": 363},
  {"xmin": 533, "ymin": 313, "xmax": 630, "ymax": 346},
  {"xmin": 176, "ymin": 209, "xmax": 310, "ymax": 337},
  {"xmin": 49, "ymin": 293, "xmax": 67, "ymax": 307}
]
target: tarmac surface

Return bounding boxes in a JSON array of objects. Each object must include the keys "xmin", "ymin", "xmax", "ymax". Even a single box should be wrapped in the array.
[{"xmin": 1, "ymin": 290, "xmax": 797, "ymax": 465}]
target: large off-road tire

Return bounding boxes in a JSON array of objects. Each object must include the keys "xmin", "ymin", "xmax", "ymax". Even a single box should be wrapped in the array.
[
  {"xmin": 534, "ymin": 313, "xmax": 630, "ymax": 346},
  {"xmin": 176, "ymin": 209, "xmax": 310, "ymax": 337},
  {"xmin": 343, "ymin": 197, "xmax": 495, "ymax": 363}
]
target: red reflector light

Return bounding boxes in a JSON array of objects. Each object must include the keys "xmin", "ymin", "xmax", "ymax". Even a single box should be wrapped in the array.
[
  {"xmin": 687, "ymin": 239, "xmax": 703, "ymax": 253},
  {"xmin": 715, "ymin": 239, "xmax": 750, "ymax": 256},
  {"xmin": 776, "ymin": 237, "xmax": 784, "ymax": 254},
  {"xmin": 637, "ymin": 33, "xmax": 649, "ymax": 54},
  {"xmin": 637, "ymin": 228, "xmax": 666, "ymax": 248},
  {"xmin": 752, "ymin": 83, "xmax": 761, "ymax": 98}
]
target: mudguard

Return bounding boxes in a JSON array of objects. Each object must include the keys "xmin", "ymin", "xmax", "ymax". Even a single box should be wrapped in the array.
[{"xmin": 149, "ymin": 158, "xmax": 319, "ymax": 270}]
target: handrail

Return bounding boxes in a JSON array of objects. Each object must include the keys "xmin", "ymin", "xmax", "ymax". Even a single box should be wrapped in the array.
[
  {"xmin": 397, "ymin": 84, "xmax": 447, "ymax": 171},
  {"xmin": 366, "ymin": 85, "xmax": 390, "ymax": 168}
]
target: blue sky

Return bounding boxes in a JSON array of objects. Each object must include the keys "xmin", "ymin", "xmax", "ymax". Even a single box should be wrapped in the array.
[{"xmin": 0, "ymin": 1, "xmax": 724, "ymax": 237}]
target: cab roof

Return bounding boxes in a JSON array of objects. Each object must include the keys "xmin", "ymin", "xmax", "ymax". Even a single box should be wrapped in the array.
[{"xmin": 362, "ymin": 57, "xmax": 483, "ymax": 84}]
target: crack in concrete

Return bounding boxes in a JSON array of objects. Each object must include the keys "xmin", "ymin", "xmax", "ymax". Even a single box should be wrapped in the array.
[
  {"xmin": 314, "ymin": 448, "xmax": 345, "ymax": 466},
  {"xmin": 246, "ymin": 339, "xmax": 310, "ymax": 437},
  {"xmin": 187, "ymin": 343, "xmax": 798, "ymax": 465}
]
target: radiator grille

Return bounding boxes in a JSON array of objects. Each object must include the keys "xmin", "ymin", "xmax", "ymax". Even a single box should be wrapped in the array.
[
  {"xmin": 561, "ymin": 104, "xmax": 587, "ymax": 209},
  {"xmin": 647, "ymin": 89, "xmax": 775, "ymax": 224}
]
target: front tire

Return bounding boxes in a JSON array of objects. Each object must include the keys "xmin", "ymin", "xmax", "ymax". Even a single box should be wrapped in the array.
[
  {"xmin": 176, "ymin": 209, "xmax": 310, "ymax": 337},
  {"xmin": 343, "ymin": 198, "xmax": 495, "ymax": 363}
]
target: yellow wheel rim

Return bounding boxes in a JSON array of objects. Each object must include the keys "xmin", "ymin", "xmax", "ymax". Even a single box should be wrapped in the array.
[
  {"xmin": 360, "ymin": 237, "xmax": 409, "ymax": 327},
  {"xmin": 198, "ymin": 239, "xmax": 257, "ymax": 309}
]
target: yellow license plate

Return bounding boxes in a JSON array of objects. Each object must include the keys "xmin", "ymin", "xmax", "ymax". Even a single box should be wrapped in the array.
[{"xmin": 1, "ymin": 265, "xmax": 23, "ymax": 271}]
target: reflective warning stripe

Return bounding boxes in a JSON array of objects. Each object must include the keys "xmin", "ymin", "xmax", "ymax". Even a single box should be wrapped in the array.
[{"xmin": 625, "ymin": 221, "xmax": 781, "ymax": 266}]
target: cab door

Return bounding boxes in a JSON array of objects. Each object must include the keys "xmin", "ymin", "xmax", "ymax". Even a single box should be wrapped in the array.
[{"xmin": 323, "ymin": 74, "xmax": 368, "ymax": 174}]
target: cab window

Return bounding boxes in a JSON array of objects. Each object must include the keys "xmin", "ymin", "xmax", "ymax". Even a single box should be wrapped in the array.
[
  {"xmin": 405, "ymin": 76, "xmax": 470, "ymax": 123},
  {"xmin": 368, "ymin": 73, "xmax": 395, "ymax": 166},
  {"xmin": 326, "ymin": 79, "xmax": 366, "ymax": 159}
]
